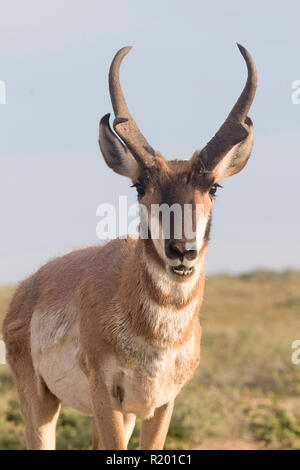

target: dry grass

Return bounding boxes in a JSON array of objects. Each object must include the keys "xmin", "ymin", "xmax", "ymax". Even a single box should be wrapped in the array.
[{"xmin": 1, "ymin": 270, "xmax": 300, "ymax": 449}]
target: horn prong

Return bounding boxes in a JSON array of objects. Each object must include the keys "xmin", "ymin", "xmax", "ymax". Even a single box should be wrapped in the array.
[
  {"xmin": 108, "ymin": 46, "xmax": 155, "ymax": 168},
  {"xmin": 198, "ymin": 44, "xmax": 257, "ymax": 171}
]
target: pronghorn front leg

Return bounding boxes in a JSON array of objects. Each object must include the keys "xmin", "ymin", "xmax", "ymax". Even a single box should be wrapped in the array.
[
  {"xmin": 139, "ymin": 401, "xmax": 174, "ymax": 450},
  {"xmin": 92, "ymin": 413, "xmax": 136, "ymax": 449},
  {"xmin": 89, "ymin": 372, "xmax": 126, "ymax": 450}
]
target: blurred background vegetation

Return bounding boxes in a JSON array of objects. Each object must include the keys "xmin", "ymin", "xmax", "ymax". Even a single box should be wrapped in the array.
[{"xmin": 0, "ymin": 270, "xmax": 300, "ymax": 450}]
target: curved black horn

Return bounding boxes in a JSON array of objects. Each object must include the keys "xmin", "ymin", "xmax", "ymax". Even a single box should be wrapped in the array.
[
  {"xmin": 199, "ymin": 43, "xmax": 257, "ymax": 171},
  {"xmin": 108, "ymin": 46, "xmax": 155, "ymax": 168}
]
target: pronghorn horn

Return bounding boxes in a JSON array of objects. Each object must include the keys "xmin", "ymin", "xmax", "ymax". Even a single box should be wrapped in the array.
[
  {"xmin": 108, "ymin": 46, "xmax": 155, "ymax": 168},
  {"xmin": 199, "ymin": 43, "xmax": 257, "ymax": 171}
]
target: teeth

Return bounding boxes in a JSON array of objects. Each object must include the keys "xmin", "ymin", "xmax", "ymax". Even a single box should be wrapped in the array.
[{"xmin": 172, "ymin": 267, "xmax": 193, "ymax": 276}]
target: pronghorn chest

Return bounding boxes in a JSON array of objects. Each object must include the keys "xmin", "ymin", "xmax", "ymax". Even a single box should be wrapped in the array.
[
  {"xmin": 116, "ymin": 337, "xmax": 198, "ymax": 420},
  {"xmin": 110, "ymin": 299, "xmax": 200, "ymax": 420}
]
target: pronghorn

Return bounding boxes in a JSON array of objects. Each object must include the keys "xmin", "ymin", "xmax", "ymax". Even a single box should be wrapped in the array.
[{"xmin": 3, "ymin": 44, "xmax": 257, "ymax": 450}]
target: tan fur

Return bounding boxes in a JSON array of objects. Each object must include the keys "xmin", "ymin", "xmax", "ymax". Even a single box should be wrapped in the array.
[
  {"xmin": 3, "ymin": 43, "xmax": 255, "ymax": 449},
  {"xmin": 1, "ymin": 153, "xmax": 240, "ymax": 450},
  {"xmin": 3, "ymin": 229, "xmax": 204, "ymax": 449}
]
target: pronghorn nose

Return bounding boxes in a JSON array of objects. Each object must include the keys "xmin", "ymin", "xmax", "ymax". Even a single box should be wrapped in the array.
[{"xmin": 166, "ymin": 241, "xmax": 198, "ymax": 261}]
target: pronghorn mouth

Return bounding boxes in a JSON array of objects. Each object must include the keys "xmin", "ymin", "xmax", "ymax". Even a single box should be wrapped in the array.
[{"xmin": 171, "ymin": 265, "xmax": 194, "ymax": 277}]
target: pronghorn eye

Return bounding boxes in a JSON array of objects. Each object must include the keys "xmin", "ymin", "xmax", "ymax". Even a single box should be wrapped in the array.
[
  {"xmin": 131, "ymin": 183, "xmax": 146, "ymax": 197},
  {"xmin": 209, "ymin": 183, "xmax": 222, "ymax": 197}
]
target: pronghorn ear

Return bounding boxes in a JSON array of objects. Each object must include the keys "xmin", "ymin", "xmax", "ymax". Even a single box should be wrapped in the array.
[
  {"xmin": 98, "ymin": 114, "xmax": 139, "ymax": 178},
  {"xmin": 209, "ymin": 118, "xmax": 254, "ymax": 181}
]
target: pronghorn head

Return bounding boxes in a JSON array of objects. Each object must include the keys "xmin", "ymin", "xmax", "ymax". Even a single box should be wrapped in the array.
[{"xmin": 99, "ymin": 45, "xmax": 257, "ymax": 281}]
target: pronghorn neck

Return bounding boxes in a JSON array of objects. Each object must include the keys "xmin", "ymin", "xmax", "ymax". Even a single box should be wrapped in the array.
[{"xmin": 116, "ymin": 237, "xmax": 205, "ymax": 348}]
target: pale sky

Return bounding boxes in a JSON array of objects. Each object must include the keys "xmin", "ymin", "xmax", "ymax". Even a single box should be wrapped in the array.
[{"xmin": 0, "ymin": 0, "xmax": 300, "ymax": 283}]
